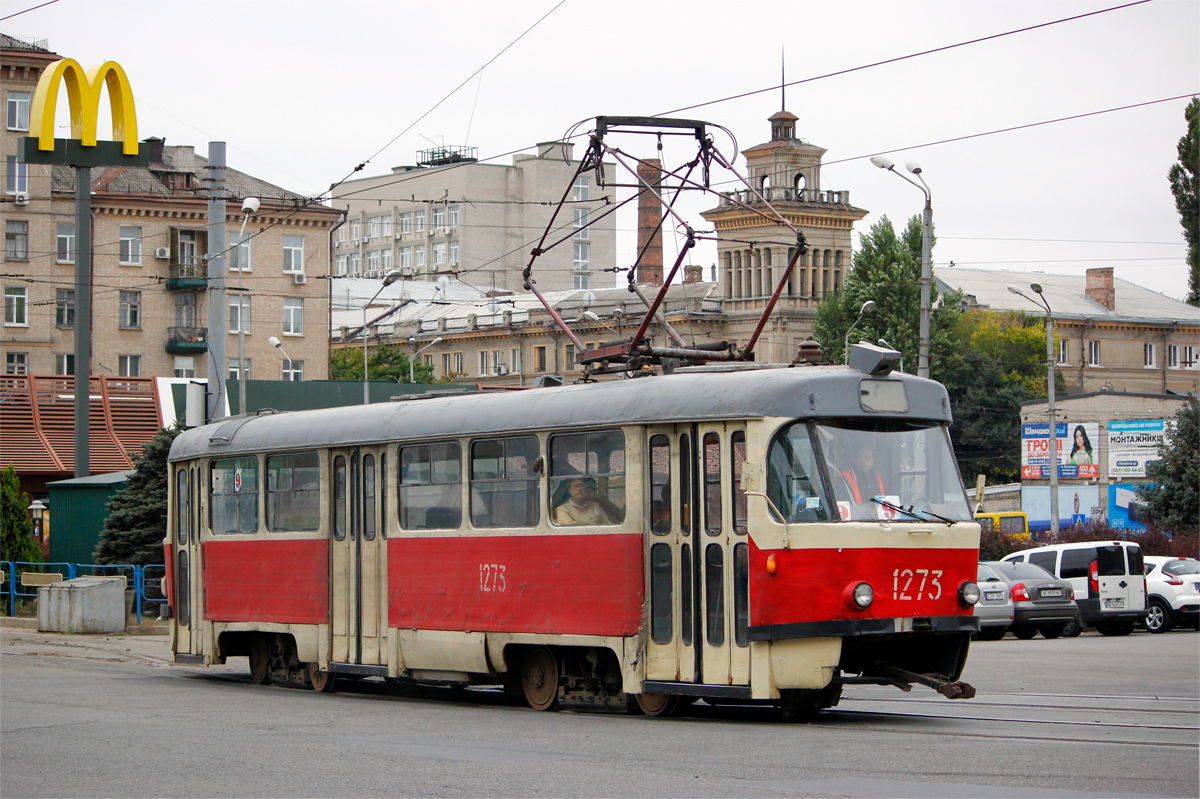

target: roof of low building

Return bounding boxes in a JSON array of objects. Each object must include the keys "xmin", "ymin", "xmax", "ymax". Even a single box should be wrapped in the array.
[{"xmin": 935, "ymin": 267, "xmax": 1199, "ymax": 324}]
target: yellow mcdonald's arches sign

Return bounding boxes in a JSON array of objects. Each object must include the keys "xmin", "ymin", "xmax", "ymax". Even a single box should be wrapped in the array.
[{"xmin": 29, "ymin": 58, "xmax": 139, "ymax": 156}]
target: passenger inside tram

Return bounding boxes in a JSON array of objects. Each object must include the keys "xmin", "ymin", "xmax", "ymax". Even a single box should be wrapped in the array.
[{"xmin": 552, "ymin": 477, "xmax": 620, "ymax": 526}]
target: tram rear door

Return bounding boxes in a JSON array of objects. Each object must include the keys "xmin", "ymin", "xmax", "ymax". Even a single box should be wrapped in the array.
[
  {"xmin": 330, "ymin": 447, "xmax": 388, "ymax": 667},
  {"xmin": 644, "ymin": 425, "xmax": 749, "ymax": 689}
]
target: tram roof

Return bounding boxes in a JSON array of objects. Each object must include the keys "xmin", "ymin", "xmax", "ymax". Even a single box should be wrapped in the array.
[{"xmin": 169, "ymin": 366, "xmax": 952, "ymax": 462}]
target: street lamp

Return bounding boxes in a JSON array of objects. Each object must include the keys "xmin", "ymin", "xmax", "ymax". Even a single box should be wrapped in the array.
[
  {"xmin": 1009, "ymin": 282, "xmax": 1059, "ymax": 537},
  {"xmin": 582, "ymin": 310, "xmax": 619, "ymax": 335},
  {"xmin": 844, "ymin": 300, "xmax": 876, "ymax": 363},
  {"xmin": 871, "ymin": 155, "xmax": 933, "ymax": 378},
  {"xmin": 363, "ymin": 271, "xmax": 403, "ymax": 404},
  {"xmin": 28, "ymin": 499, "xmax": 46, "ymax": 543},
  {"xmin": 408, "ymin": 336, "xmax": 444, "ymax": 383},
  {"xmin": 267, "ymin": 336, "xmax": 293, "ymax": 381},
  {"xmin": 234, "ymin": 196, "xmax": 260, "ymax": 416}
]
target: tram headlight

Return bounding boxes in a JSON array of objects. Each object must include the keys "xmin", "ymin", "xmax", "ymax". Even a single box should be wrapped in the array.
[
  {"xmin": 958, "ymin": 581, "xmax": 981, "ymax": 606},
  {"xmin": 843, "ymin": 581, "xmax": 873, "ymax": 610}
]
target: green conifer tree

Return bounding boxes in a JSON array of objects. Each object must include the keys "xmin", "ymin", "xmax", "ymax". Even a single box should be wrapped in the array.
[
  {"xmin": 93, "ymin": 427, "xmax": 182, "ymax": 565},
  {"xmin": 1, "ymin": 465, "xmax": 43, "ymax": 564}
]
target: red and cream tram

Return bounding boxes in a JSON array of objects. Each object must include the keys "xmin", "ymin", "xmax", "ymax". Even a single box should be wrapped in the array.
[{"xmin": 165, "ymin": 346, "xmax": 981, "ymax": 718}]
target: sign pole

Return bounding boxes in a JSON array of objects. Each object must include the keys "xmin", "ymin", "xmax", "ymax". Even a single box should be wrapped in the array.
[{"xmin": 73, "ymin": 165, "xmax": 91, "ymax": 477}]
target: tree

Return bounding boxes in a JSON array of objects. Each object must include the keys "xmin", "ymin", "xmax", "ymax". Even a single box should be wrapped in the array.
[
  {"xmin": 813, "ymin": 215, "xmax": 961, "ymax": 374},
  {"xmin": 1, "ymin": 465, "xmax": 42, "ymax": 564},
  {"xmin": 94, "ymin": 427, "xmax": 182, "ymax": 566},
  {"xmin": 330, "ymin": 344, "xmax": 434, "ymax": 383},
  {"xmin": 1168, "ymin": 97, "xmax": 1199, "ymax": 306},
  {"xmin": 1138, "ymin": 397, "xmax": 1199, "ymax": 534}
]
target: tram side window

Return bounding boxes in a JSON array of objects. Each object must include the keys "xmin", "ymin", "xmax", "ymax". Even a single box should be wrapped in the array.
[
  {"xmin": 703, "ymin": 432, "xmax": 722, "ymax": 535},
  {"xmin": 333, "ymin": 456, "xmax": 347, "ymax": 541},
  {"xmin": 210, "ymin": 457, "xmax": 259, "ymax": 535},
  {"xmin": 731, "ymin": 431, "xmax": 747, "ymax": 535},
  {"xmin": 176, "ymin": 469, "xmax": 189, "ymax": 544},
  {"xmin": 400, "ymin": 442, "xmax": 462, "ymax": 530},
  {"xmin": 549, "ymin": 430, "xmax": 625, "ymax": 527},
  {"xmin": 470, "ymin": 436, "xmax": 539, "ymax": 529},
  {"xmin": 266, "ymin": 451, "xmax": 320, "ymax": 532},
  {"xmin": 766, "ymin": 423, "xmax": 831, "ymax": 523},
  {"xmin": 649, "ymin": 435, "xmax": 670, "ymax": 534},
  {"xmin": 650, "ymin": 543, "xmax": 672, "ymax": 644}
]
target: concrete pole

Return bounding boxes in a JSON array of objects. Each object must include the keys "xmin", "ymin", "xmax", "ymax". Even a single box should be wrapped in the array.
[
  {"xmin": 918, "ymin": 197, "xmax": 932, "ymax": 379},
  {"xmin": 1045, "ymin": 309, "xmax": 1059, "ymax": 537},
  {"xmin": 73, "ymin": 166, "xmax": 91, "ymax": 477},
  {"xmin": 206, "ymin": 142, "xmax": 227, "ymax": 422}
]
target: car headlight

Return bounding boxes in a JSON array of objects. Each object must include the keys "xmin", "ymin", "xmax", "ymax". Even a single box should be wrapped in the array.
[{"xmin": 959, "ymin": 581, "xmax": 981, "ymax": 606}]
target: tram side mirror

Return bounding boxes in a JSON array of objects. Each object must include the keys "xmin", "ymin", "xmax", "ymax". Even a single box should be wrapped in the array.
[
  {"xmin": 849, "ymin": 342, "xmax": 900, "ymax": 377},
  {"xmin": 741, "ymin": 462, "xmax": 763, "ymax": 495}
]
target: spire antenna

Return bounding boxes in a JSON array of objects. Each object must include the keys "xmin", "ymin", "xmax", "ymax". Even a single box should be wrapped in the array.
[{"xmin": 781, "ymin": 48, "xmax": 786, "ymax": 110}]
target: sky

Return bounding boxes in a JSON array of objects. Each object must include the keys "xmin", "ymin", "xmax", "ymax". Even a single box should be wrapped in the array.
[{"xmin": 5, "ymin": 0, "xmax": 1197, "ymax": 300}]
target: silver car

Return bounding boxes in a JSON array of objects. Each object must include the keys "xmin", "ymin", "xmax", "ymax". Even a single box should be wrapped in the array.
[{"xmin": 974, "ymin": 563, "xmax": 1015, "ymax": 640}]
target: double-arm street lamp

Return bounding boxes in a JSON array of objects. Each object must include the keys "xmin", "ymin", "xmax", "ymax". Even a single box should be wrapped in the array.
[
  {"xmin": 871, "ymin": 156, "xmax": 933, "ymax": 378},
  {"xmin": 363, "ymin": 272, "xmax": 403, "ymax": 404},
  {"xmin": 1009, "ymin": 282, "xmax": 1059, "ymax": 536}
]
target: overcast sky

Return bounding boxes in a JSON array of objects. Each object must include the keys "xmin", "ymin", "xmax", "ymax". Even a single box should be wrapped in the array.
[{"xmin": 7, "ymin": 0, "xmax": 1197, "ymax": 300}]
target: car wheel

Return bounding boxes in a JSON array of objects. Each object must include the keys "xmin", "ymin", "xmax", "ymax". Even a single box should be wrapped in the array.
[
  {"xmin": 1063, "ymin": 617, "xmax": 1082, "ymax": 637},
  {"xmin": 1011, "ymin": 626, "xmax": 1037, "ymax": 640},
  {"xmin": 1144, "ymin": 599, "xmax": 1173, "ymax": 634},
  {"xmin": 1040, "ymin": 624, "xmax": 1066, "ymax": 639},
  {"xmin": 975, "ymin": 626, "xmax": 1007, "ymax": 641}
]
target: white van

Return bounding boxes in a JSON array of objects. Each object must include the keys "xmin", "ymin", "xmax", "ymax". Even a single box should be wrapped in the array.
[{"xmin": 1002, "ymin": 541, "xmax": 1147, "ymax": 636}]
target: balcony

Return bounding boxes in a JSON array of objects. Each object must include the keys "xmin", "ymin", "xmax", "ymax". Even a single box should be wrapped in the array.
[
  {"xmin": 167, "ymin": 260, "xmax": 207, "ymax": 290},
  {"xmin": 166, "ymin": 326, "xmax": 208, "ymax": 354},
  {"xmin": 718, "ymin": 187, "xmax": 853, "ymax": 208}
]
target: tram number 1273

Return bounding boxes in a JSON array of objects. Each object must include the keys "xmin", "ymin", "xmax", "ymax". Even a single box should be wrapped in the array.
[
  {"xmin": 480, "ymin": 563, "xmax": 507, "ymax": 593},
  {"xmin": 893, "ymin": 568, "xmax": 943, "ymax": 601}
]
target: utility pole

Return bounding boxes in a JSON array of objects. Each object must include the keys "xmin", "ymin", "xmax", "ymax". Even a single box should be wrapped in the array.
[
  {"xmin": 206, "ymin": 142, "xmax": 227, "ymax": 422},
  {"xmin": 73, "ymin": 166, "xmax": 91, "ymax": 477}
]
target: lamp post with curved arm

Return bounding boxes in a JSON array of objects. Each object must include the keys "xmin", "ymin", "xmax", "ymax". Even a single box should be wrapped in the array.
[
  {"xmin": 234, "ymin": 196, "xmax": 259, "ymax": 415},
  {"xmin": 844, "ymin": 300, "xmax": 876, "ymax": 364},
  {"xmin": 363, "ymin": 272, "xmax": 403, "ymax": 404},
  {"xmin": 408, "ymin": 336, "xmax": 444, "ymax": 384},
  {"xmin": 1009, "ymin": 282, "xmax": 1059, "ymax": 536}
]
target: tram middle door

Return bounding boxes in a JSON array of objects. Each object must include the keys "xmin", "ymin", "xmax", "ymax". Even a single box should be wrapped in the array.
[
  {"xmin": 330, "ymin": 449, "xmax": 387, "ymax": 666},
  {"xmin": 644, "ymin": 428, "xmax": 695, "ymax": 683}
]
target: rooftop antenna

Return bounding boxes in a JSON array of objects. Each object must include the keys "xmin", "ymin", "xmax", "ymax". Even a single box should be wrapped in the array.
[{"xmin": 781, "ymin": 47, "xmax": 786, "ymax": 111}]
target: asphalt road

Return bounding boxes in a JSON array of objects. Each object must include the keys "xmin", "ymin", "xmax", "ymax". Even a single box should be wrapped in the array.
[{"xmin": 1, "ymin": 625, "xmax": 1196, "ymax": 798}]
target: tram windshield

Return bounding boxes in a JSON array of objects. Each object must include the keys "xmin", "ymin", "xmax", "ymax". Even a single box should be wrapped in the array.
[{"xmin": 767, "ymin": 420, "xmax": 971, "ymax": 524}]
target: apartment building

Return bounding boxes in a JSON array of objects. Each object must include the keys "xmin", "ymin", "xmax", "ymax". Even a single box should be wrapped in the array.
[
  {"xmin": 330, "ymin": 142, "xmax": 616, "ymax": 295},
  {"xmin": 2, "ymin": 35, "xmax": 341, "ymax": 384}
]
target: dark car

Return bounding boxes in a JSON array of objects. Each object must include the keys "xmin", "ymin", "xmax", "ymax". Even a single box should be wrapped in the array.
[{"xmin": 983, "ymin": 560, "xmax": 1080, "ymax": 639}]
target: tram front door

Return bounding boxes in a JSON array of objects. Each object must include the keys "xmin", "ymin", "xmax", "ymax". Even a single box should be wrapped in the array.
[
  {"xmin": 172, "ymin": 463, "xmax": 205, "ymax": 658},
  {"xmin": 644, "ymin": 424, "xmax": 749, "ymax": 689},
  {"xmin": 330, "ymin": 448, "xmax": 387, "ymax": 667}
]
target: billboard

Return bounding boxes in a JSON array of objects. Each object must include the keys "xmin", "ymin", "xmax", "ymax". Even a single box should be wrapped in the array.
[
  {"xmin": 1021, "ymin": 485, "xmax": 1101, "ymax": 531},
  {"xmin": 1109, "ymin": 483, "xmax": 1153, "ymax": 531},
  {"xmin": 1021, "ymin": 422, "xmax": 1100, "ymax": 480},
  {"xmin": 1107, "ymin": 420, "xmax": 1169, "ymax": 478}
]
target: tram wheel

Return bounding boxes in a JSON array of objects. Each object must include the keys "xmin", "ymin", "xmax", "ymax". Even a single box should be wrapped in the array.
[
  {"xmin": 310, "ymin": 665, "xmax": 337, "ymax": 693},
  {"xmin": 634, "ymin": 693, "xmax": 678, "ymax": 717},
  {"xmin": 521, "ymin": 647, "xmax": 560, "ymax": 711},
  {"xmin": 248, "ymin": 637, "xmax": 270, "ymax": 685}
]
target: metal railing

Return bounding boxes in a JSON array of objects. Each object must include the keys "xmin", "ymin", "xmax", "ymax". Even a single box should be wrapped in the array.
[{"xmin": 2, "ymin": 562, "xmax": 166, "ymax": 624}]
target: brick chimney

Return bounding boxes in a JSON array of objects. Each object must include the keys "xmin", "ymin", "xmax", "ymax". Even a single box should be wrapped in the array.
[
  {"xmin": 636, "ymin": 159, "xmax": 663, "ymax": 286},
  {"xmin": 1085, "ymin": 267, "xmax": 1115, "ymax": 311},
  {"xmin": 683, "ymin": 265, "xmax": 703, "ymax": 284}
]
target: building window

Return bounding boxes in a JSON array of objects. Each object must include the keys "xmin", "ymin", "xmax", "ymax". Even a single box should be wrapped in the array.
[
  {"xmin": 442, "ymin": 353, "xmax": 451, "ymax": 376},
  {"xmin": 229, "ymin": 232, "xmax": 251, "ymax": 271},
  {"xmin": 228, "ymin": 358, "xmax": 249, "ymax": 381},
  {"xmin": 119, "ymin": 290, "xmax": 141, "ymax": 329},
  {"xmin": 1167, "ymin": 344, "xmax": 1179, "ymax": 368},
  {"xmin": 398, "ymin": 212, "xmax": 412, "ymax": 234},
  {"xmin": 565, "ymin": 344, "xmax": 576, "ymax": 370},
  {"xmin": 448, "ymin": 206, "xmax": 459, "ymax": 227},
  {"xmin": 453, "ymin": 352, "xmax": 463, "ymax": 374},
  {"xmin": 366, "ymin": 250, "xmax": 380, "ymax": 274},
  {"xmin": 574, "ymin": 273, "xmax": 590, "ymax": 290},
  {"xmin": 413, "ymin": 210, "xmax": 425, "ymax": 232},
  {"xmin": 348, "ymin": 219, "xmax": 361, "ymax": 240},
  {"xmin": 381, "ymin": 249, "xmax": 392, "ymax": 272},
  {"xmin": 4, "ymin": 286, "xmax": 27, "ymax": 326},
  {"xmin": 448, "ymin": 240, "xmax": 459, "ymax": 265},
  {"xmin": 1087, "ymin": 340, "xmax": 1101, "ymax": 366},
  {"xmin": 573, "ymin": 176, "xmax": 590, "ymax": 202},
  {"xmin": 348, "ymin": 252, "xmax": 360, "ymax": 275},
  {"xmin": 55, "ymin": 353, "xmax": 74, "ymax": 376},
  {"xmin": 399, "ymin": 247, "xmax": 411, "ymax": 269},
  {"xmin": 175, "ymin": 293, "xmax": 196, "ymax": 327},
  {"xmin": 56, "ymin": 289, "xmax": 75, "ymax": 328},
  {"xmin": 119, "ymin": 226, "xmax": 142, "ymax": 265},
  {"xmin": 5, "ymin": 352, "xmax": 27, "ymax": 374},
  {"xmin": 1144, "ymin": 342, "xmax": 1156, "ymax": 367},
  {"xmin": 367, "ymin": 216, "xmax": 381, "ymax": 239},
  {"xmin": 229, "ymin": 296, "xmax": 251, "ymax": 334},
  {"xmin": 118, "ymin": 355, "xmax": 141, "ymax": 377},
  {"xmin": 381, "ymin": 215, "xmax": 393, "ymax": 238},
  {"xmin": 433, "ymin": 207, "xmax": 446, "ymax": 229},
  {"xmin": 7, "ymin": 91, "xmax": 30, "ymax": 131},
  {"xmin": 283, "ymin": 236, "xmax": 304, "ymax": 273},
  {"xmin": 335, "ymin": 254, "xmax": 347, "ymax": 276},
  {"xmin": 283, "ymin": 298, "xmax": 304, "ymax": 335},
  {"xmin": 1185, "ymin": 345, "xmax": 1198, "ymax": 369},
  {"xmin": 178, "ymin": 229, "xmax": 200, "ymax": 268},
  {"xmin": 414, "ymin": 246, "xmax": 425, "ymax": 268},
  {"xmin": 534, "ymin": 345, "xmax": 546, "ymax": 373},
  {"xmin": 510, "ymin": 347, "xmax": 521, "ymax": 374},
  {"xmin": 1056, "ymin": 339, "xmax": 1068, "ymax": 366},
  {"xmin": 433, "ymin": 242, "xmax": 446, "ymax": 264},
  {"xmin": 5, "ymin": 156, "xmax": 26, "ymax": 194},
  {"xmin": 573, "ymin": 242, "xmax": 589, "ymax": 271},
  {"xmin": 5, "ymin": 220, "xmax": 28, "ymax": 260},
  {"xmin": 283, "ymin": 359, "xmax": 304, "ymax": 381},
  {"xmin": 573, "ymin": 208, "xmax": 590, "ymax": 239},
  {"xmin": 57, "ymin": 223, "xmax": 75, "ymax": 263},
  {"xmin": 174, "ymin": 356, "xmax": 196, "ymax": 378},
  {"xmin": 478, "ymin": 350, "xmax": 488, "ymax": 376}
]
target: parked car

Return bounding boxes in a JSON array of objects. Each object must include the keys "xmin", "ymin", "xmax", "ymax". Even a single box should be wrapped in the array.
[
  {"xmin": 1142, "ymin": 556, "xmax": 1200, "ymax": 633},
  {"xmin": 974, "ymin": 563, "xmax": 1015, "ymax": 640},
  {"xmin": 982, "ymin": 561, "xmax": 1079, "ymax": 639},
  {"xmin": 1002, "ymin": 541, "xmax": 1147, "ymax": 636}
]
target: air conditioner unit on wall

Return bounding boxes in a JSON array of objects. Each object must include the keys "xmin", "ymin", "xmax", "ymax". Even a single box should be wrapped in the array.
[
  {"xmin": 292, "ymin": 273, "xmax": 307, "ymax": 285},
  {"xmin": 155, "ymin": 247, "xmax": 170, "ymax": 259},
  {"xmin": 13, "ymin": 191, "xmax": 29, "ymax": 206},
  {"xmin": 494, "ymin": 365, "xmax": 508, "ymax": 375}
]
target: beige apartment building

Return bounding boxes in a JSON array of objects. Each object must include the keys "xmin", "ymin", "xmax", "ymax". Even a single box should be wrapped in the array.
[
  {"xmin": 3, "ymin": 34, "xmax": 341, "ymax": 384},
  {"xmin": 329, "ymin": 142, "xmax": 617, "ymax": 295}
]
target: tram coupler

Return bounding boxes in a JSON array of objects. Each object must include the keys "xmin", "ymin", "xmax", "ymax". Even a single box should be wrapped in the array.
[{"xmin": 872, "ymin": 663, "xmax": 976, "ymax": 700}]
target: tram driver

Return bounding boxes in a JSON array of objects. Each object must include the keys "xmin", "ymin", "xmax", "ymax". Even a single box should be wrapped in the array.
[{"xmin": 834, "ymin": 442, "xmax": 888, "ymax": 520}]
